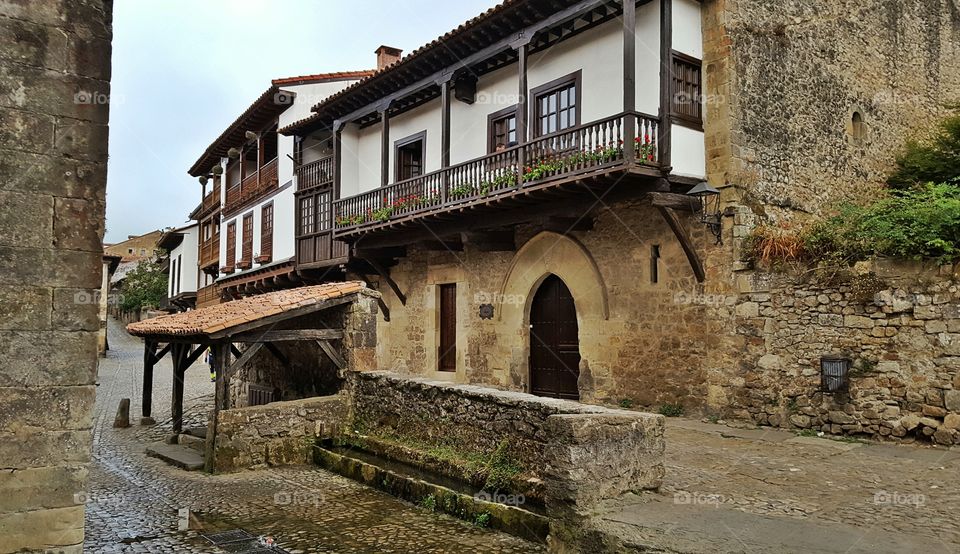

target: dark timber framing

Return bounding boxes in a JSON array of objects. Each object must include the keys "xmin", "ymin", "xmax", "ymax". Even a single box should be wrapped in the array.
[
  {"xmin": 623, "ymin": 0, "xmax": 636, "ymax": 163},
  {"xmin": 658, "ymin": 0, "xmax": 673, "ymax": 170}
]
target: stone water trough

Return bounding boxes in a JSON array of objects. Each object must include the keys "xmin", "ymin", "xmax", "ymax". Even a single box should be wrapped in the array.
[{"xmin": 210, "ymin": 370, "xmax": 665, "ymax": 548}]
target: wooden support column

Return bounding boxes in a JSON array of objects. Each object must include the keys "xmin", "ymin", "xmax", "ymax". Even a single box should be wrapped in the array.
[
  {"xmin": 332, "ymin": 120, "xmax": 343, "ymax": 200},
  {"xmin": 141, "ymin": 339, "xmax": 156, "ymax": 421},
  {"xmin": 515, "ymin": 39, "xmax": 530, "ymax": 185},
  {"xmin": 623, "ymin": 0, "xmax": 637, "ymax": 164},
  {"xmin": 438, "ymin": 75, "xmax": 452, "ymax": 203},
  {"xmin": 206, "ymin": 342, "xmax": 231, "ymax": 472},
  {"xmin": 379, "ymin": 104, "xmax": 391, "ymax": 188},
  {"xmin": 658, "ymin": 0, "xmax": 673, "ymax": 169},
  {"xmin": 171, "ymin": 342, "xmax": 188, "ymax": 434}
]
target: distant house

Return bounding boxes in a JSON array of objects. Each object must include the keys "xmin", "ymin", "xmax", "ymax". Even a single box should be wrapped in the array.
[
  {"xmin": 104, "ymin": 230, "xmax": 163, "ymax": 261},
  {"xmin": 157, "ymin": 223, "xmax": 200, "ymax": 311}
]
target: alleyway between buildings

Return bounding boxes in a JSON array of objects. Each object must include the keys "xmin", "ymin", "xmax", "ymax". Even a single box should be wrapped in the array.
[{"xmin": 86, "ymin": 319, "xmax": 960, "ymax": 553}]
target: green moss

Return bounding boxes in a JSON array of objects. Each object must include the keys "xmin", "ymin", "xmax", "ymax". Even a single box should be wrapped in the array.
[{"xmin": 658, "ymin": 403, "xmax": 684, "ymax": 417}]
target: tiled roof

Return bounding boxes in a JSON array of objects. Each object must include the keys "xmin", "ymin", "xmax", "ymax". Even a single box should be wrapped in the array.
[
  {"xmin": 126, "ymin": 282, "xmax": 368, "ymax": 338},
  {"xmin": 271, "ymin": 70, "xmax": 376, "ymax": 87}
]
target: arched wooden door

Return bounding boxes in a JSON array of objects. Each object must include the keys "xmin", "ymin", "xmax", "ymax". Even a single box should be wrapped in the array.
[{"xmin": 529, "ymin": 274, "xmax": 581, "ymax": 400}]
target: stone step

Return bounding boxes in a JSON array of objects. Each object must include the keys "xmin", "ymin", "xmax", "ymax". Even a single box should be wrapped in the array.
[
  {"xmin": 183, "ymin": 426, "xmax": 207, "ymax": 439},
  {"xmin": 178, "ymin": 433, "xmax": 206, "ymax": 452},
  {"xmin": 146, "ymin": 442, "xmax": 205, "ymax": 471}
]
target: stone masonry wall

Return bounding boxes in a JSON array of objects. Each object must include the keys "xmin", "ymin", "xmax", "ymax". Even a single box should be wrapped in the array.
[
  {"xmin": 212, "ymin": 395, "xmax": 346, "ymax": 473},
  {"xmin": 719, "ymin": 261, "xmax": 960, "ymax": 445},
  {"xmin": 0, "ymin": 1, "xmax": 112, "ymax": 552},
  {"xmin": 347, "ymin": 371, "xmax": 665, "ymax": 511},
  {"xmin": 702, "ymin": 0, "xmax": 960, "ymax": 222}
]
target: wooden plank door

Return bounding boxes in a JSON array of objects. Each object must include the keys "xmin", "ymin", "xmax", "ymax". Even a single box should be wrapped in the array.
[
  {"xmin": 438, "ymin": 283, "xmax": 457, "ymax": 371},
  {"xmin": 530, "ymin": 274, "xmax": 580, "ymax": 399}
]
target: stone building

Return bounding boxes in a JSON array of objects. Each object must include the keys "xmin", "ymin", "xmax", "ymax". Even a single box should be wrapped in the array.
[
  {"xmin": 184, "ymin": 0, "xmax": 960, "ymax": 443},
  {"xmin": 0, "ymin": 1, "xmax": 112, "ymax": 552},
  {"xmin": 103, "ymin": 229, "xmax": 162, "ymax": 260}
]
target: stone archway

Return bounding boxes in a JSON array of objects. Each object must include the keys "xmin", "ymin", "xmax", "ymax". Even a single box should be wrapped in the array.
[{"xmin": 497, "ymin": 232, "xmax": 608, "ymax": 398}]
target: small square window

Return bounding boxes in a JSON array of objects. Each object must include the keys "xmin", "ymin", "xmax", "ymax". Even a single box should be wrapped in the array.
[{"xmin": 820, "ymin": 357, "xmax": 850, "ymax": 393}]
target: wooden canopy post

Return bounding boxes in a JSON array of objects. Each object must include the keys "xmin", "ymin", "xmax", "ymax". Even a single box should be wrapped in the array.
[
  {"xmin": 170, "ymin": 342, "xmax": 188, "ymax": 434},
  {"xmin": 206, "ymin": 342, "xmax": 231, "ymax": 472},
  {"xmin": 379, "ymin": 103, "xmax": 391, "ymax": 187},
  {"xmin": 141, "ymin": 339, "xmax": 157, "ymax": 423},
  {"xmin": 658, "ymin": 0, "xmax": 673, "ymax": 169}
]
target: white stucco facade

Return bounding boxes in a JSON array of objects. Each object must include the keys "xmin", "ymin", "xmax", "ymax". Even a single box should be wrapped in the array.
[{"xmin": 167, "ymin": 223, "xmax": 199, "ymax": 298}]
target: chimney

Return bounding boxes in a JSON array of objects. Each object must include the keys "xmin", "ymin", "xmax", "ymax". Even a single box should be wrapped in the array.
[{"xmin": 375, "ymin": 45, "xmax": 403, "ymax": 71}]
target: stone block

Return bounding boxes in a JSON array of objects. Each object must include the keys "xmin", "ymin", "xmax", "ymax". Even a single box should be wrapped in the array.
[
  {"xmin": 0, "ymin": 285, "xmax": 50, "ymax": 330},
  {"xmin": 0, "ymin": 385, "xmax": 94, "ymax": 432},
  {"xmin": 922, "ymin": 405, "xmax": 947, "ymax": 418},
  {"xmin": 843, "ymin": 315, "xmax": 873, "ymax": 329},
  {"xmin": 735, "ymin": 302, "xmax": 759, "ymax": 318},
  {"xmin": 52, "ymin": 288, "xmax": 99, "ymax": 331},
  {"xmin": 0, "ymin": 506, "xmax": 84, "ymax": 552},
  {"xmin": 945, "ymin": 390, "xmax": 960, "ymax": 412},
  {"xmin": 0, "ymin": 330, "xmax": 97, "ymax": 386},
  {"xmin": 0, "ymin": 465, "xmax": 87, "ymax": 513},
  {"xmin": 0, "ymin": 190, "xmax": 53, "ymax": 248},
  {"xmin": 0, "ymin": 429, "xmax": 91, "ymax": 469},
  {"xmin": 944, "ymin": 414, "xmax": 960, "ymax": 430},
  {"xmin": 900, "ymin": 414, "xmax": 921, "ymax": 431},
  {"xmin": 53, "ymin": 196, "xmax": 104, "ymax": 251}
]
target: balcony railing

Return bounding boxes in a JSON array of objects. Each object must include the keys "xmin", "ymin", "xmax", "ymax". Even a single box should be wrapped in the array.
[
  {"xmin": 196, "ymin": 284, "xmax": 221, "ymax": 308},
  {"xmin": 198, "ymin": 236, "xmax": 220, "ymax": 270},
  {"xmin": 296, "ymin": 155, "xmax": 334, "ymax": 191},
  {"xmin": 332, "ymin": 111, "xmax": 659, "ymax": 232},
  {"xmin": 224, "ymin": 157, "xmax": 280, "ymax": 214},
  {"xmin": 198, "ymin": 190, "xmax": 220, "ymax": 217}
]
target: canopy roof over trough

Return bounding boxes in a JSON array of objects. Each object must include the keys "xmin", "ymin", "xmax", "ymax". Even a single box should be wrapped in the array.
[{"xmin": 127, "ymin": 281, "xmax": 370, "ymax": 341}]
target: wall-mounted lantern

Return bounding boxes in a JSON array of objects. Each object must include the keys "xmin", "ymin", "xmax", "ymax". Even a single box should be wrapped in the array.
[{"xmin": 686, "ymin": 181, "xmax": 723, "ymax": 244}]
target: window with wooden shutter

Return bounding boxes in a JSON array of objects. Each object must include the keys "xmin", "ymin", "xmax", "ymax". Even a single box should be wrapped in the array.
[
  {"xmin": 224, "ymin": 221, "xmax": 236, "ymax": 272},
  {"xmin": 671, "ymin": 51, "xmax": 703, "ymax": 129},
  {"xmin": 239, "ymin": 212, "xmax": 253, "ymax": 268},
  {"xmin": 259, "ymin": 202, "xmax": 273, "ymax": 262},
  {"xmin": 438, "ymin": 283, "xmax": 457, "ymax": 371},
  {"xmin": 299, "ymin": 195, "xmax": 315, "ymax": 236}
]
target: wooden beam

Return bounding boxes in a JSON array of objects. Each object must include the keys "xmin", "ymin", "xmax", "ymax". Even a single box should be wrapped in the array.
[
  {"xmin": 332, "ymin": 121, "xmax": 343, "ymax": 200},
  {"xmin": 353, "ymin": 245, "xmax": 406, "ymax": 259},
  {"xmin": 360, "ymin": 256, "xmax": 406, "ymax": 306},
  {"xmin": 380, "ymin": 105, "xmax": 390, "ymax": 188},
  {"xmin": 537, "ymin": 215, "xmax": 594, "ymax": 233},
  {"xmin": 375, "ymin": 295, "xmax": 390, "ymax": 322},
  {"xmin": 206, "ymin": 342, "xmax": 230, "ymax": 472},
  {"xmin": 317, "ymin": 339, "xmax": 346, "ymax": 370},
  {"xmin": 439, "ymin": 76, "xmax": 451, "ymax": 169},
  {"xmin": 264, "ymin": 342, "xmax": 290, "ymax": 367},
  {"xmin": 150, "ymin": 342, "xmax": 171, "ymax": 365},
  {"xmin": 656, "ymin": 205, "xmax": 705, "ymax": 283},
  {"xmin": 224, "ymin": 342, "xmax": 264, "ymax": 379},
  {"xmin": 648, "ymin": 191, "xmax": 698, "ymax": 212},
  {"xmin": 328, "ymin": 0, "xmax": 606, "ymax": 125},
  {"xmin": 206, "ymin": 294, "xmax": 359, "ymax": 339},
  {"xmin": 658, "ymin": 0, "xmax": 673, "ymax": 169},
  {"xmin": 622, "ymin": 0, "xmax": 636, "ymax": 163},
  {"xmin": 230, "ymin": 344, "xmax": 243, "ymax": 359},
  {"xmin": 231, "ymin": 329, "xmax": 344, "ymax": 342},
  {"xmin": 180, "ymin": 344, "xmax": 207, "ymax": 372},
  {"xmin": 142, "ymin": 340, "xmax": 156, "ymax": 419}
]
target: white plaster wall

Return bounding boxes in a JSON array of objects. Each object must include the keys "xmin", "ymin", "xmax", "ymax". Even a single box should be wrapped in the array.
[
  {"xmin": 635, "ymin": 0, "xmax": 661, "ymax": 116},
  {"xmin": 671, "ymin": 124, "xmax": 706, "ymax": 177},
  {"xmin": 386, "ymin": 101, "xmax": 443, "ymax": 183},
  {"xmin": 217, "ymin": 184, "xmax": 296, "ymax": 283},
  {"xmin": 673, "ymin": 0, "xmax": 702, "ymax": 59},
  {"xmin": 450, "ymin": 64, "xmax": 515, "ymax": 164},
  {"xmin": 168, "ymin": 224, "xmax": 199, "ymax": 295}
]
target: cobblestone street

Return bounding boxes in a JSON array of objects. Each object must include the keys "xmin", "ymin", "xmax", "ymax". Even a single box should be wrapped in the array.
[
  {"xmin": 86, "ymin": 319, "xmax": 960, "ymax": 553},
  {"xmin": 85, "ymin": 320, "xmax": 542, "ymax": 553}
]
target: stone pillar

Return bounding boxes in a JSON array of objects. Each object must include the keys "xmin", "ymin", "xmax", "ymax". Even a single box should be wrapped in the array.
[{"xmin": 0, "ymin": 1, "xmax": 113, "ymax": 551}]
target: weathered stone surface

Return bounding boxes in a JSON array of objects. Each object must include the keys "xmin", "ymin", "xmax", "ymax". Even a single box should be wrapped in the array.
[
  {"xmin": 900, "ymin": 414, "xmax": 921, "ymax": 431},
  {"xmin": 113, "ymin": 398, "xmax": 130, "ymax": 428},
  {"xmin": 944, "ymin": 390, "xmax": 960, "ymax": 412},
  {"xmin": 0, "ymin": 386, "xmax": 95, "ymax": 432}
]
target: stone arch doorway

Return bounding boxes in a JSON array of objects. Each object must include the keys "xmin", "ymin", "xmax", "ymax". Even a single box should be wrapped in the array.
[{"xmin": 529, "ymin": 274, "xmax": 581, "ymax": 400}]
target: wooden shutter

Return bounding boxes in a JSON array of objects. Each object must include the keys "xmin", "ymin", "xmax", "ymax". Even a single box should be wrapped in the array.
[
  {"xmin": 260, "ymin": 203, "xmax": 273, "ymax": 260},
  {"xmin": 438, "ymin": 283, "xmax": 457, "ymax": 371},
  {"xmin": 225, "ymin": 222, "xmax": 236, "ymax": 269},
  {"xmin": 671, "ymin": 51, "xmax": 703, "ymax": 129},
  {"xmin": 241, "ymin": 213, "xmax": 253, "ymax": 264}
]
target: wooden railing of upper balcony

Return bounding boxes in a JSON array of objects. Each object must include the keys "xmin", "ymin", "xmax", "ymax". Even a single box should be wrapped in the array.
[
  {"xmin": 196, "ymin": 284, "xmax": 221, "ymax": 308},
  {"xmin": 199, "ymin": 190, "xmax": 219, "ymax": 217},
  {"xmin": 198, "ymin": 234, "xmax": 220, "ymax": 270},
  {"xmin": 332, "ymin": 112, "xmax": 659, "ymax": 232},
  {"xmin": 224, "ymin": 157, "xmax": 280, "ymax": 215},
  {"xmin": 296, "ymin": 155, "xmax": 335, "ymax": 191}
]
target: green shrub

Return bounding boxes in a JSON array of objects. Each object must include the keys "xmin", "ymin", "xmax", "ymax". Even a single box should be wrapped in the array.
[
  {"xmin": 658, "ymin": 403, "xmax": 684, "ymax": 417},
  {"xmin": 119, "ymin": 257, "xmax": 167, "ymax": 312},
  {"xmin": 888, "ymin": 112, "xmax": 960, "ymax": 190},
  {"xmin": 806, "ymin": 182, "xmax": 960, "ymax": 264}
]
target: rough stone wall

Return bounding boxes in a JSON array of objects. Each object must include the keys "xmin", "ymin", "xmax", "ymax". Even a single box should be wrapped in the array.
[
  {"xmin": 0, "ymin": 1, "xmax": 112, "ymax": 552},
  {"xmin": 721, "ymin": 261, "xmax": 960, "ymax": 444},
  {"xmin": 702, "ymin": 0, "xmax": 960, "ymax": 222},
  {"xmin": 347, "ymin": 371, "xmax": 665, "ymax": 506},
  {"xmin": 373, "ymin": 199, "xmax": 718, "ymax": 409},
  {"xmin": 212, "ymin": 395, "xmax": 346, "ymax": 473}
]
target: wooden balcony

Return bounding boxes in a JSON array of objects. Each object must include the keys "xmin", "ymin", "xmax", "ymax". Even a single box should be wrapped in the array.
[
  {"xmin": 332, "ymin": 112, "xmax": 660, "ymax": 238},
  {"xmin": 197, "ymin": 190, "xmax": 220, "ymax": 218},
  {"xmin": 199, "ymin": 236, "xmax": 220, "ymax": 270},
  {"xmin": 223, "ymin": 157, "xmax": 279, "ymax": 215},
  {"xmin": 296, "ymin": 155, "xmax": 334, "ymax": 191}
]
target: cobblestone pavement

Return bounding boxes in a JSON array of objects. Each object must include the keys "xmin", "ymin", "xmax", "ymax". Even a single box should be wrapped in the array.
[
  {"xmin": 647, "ymin": 420, "xmax": 960, "ymax": 552},
  {"xmin": 85, "ymin": 319, "xmax": 543, "ymax": 553}
]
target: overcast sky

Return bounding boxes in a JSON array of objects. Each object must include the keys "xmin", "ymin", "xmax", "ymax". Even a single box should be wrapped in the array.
[{"xmin": 105, "ymin": 0, "xmax": 493, "ymax": 243}]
